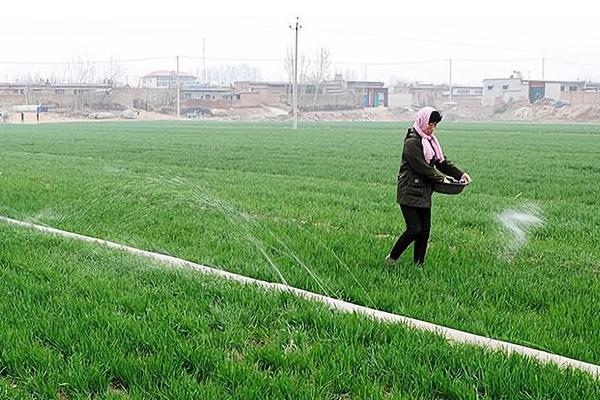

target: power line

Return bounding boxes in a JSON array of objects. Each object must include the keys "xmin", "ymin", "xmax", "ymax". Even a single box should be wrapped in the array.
[
  {"xmin": 2, "ymin": 55, "xmax": 597, "ymax": 69},
  {"xmin": 454, "ymin": 58, "xmax": 540, "ymax": 63},
  {"xmin": 550, "ymin": 58, "xmax": 600, "ymax": 68},
  {"xmin": 182, "ymin": 55, "xmax": 282, "ymax": 62},
  {"xmin": 188, "ymin": 57, "xmax": 542, "ymax": 66},
  {"xmin": 307, "ymin": 24, "xmax": 540, "ymax": 54},
  {"xmin": 333, "ymin": 59, "xmax": 448, "ymax": 66},
  {"xmin": 0, "ymin": 56, "xmax": 174, "ymax": 65},
  {"xmin": 202, "ymin": 37, "xmax": 207, "ymax": 84},
  {"xmin": 394, "ymin": 35, "xmax": 538, "ymax": 54}
]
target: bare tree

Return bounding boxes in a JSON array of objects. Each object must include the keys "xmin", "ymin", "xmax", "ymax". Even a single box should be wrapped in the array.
[
  {"xmin": 100, "ymin": 58, "xmax": 126, "ymax": 88},
  {"xmin": 206, "ymin": 64, "xmax": 261, "ymax": 85},
  {"xmin": 64, "ymin": 54, "xmax": 97, "ymax": 84},
  {"xmin": 284, "ymin": 48, "xmax": 294, "ymax": 103},
  {"xmin": 310, "ymin": 47, "xmax": 331, "ymax": 108},
  {"xmin": 62, "ymin": 54, "xmax": 99, "ymax": 113}
]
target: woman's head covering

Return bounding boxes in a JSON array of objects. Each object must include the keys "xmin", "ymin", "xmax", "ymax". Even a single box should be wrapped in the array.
[
  {"xmin": 413, "ymin": 106, "xmax": 442, "ymax": 137},
  {"xmin": 412, "ymin": 107, "xmax": 445, "ymax": 164}
]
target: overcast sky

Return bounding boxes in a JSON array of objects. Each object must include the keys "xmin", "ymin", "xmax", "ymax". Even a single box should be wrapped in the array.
[{"xmin": 2, "ymin": 0, "xmax": 600, "ymax": 85}]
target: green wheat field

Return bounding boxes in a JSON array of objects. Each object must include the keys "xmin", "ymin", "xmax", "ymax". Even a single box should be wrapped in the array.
[{"xmin": 0, "ymin": 121, "xmax": 598, "ymax": 399}]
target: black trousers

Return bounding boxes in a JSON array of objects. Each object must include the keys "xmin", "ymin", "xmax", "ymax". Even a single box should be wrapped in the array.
[{"xmin": 389, "ymin": 205, "xmax": 431, "ymax": 264}]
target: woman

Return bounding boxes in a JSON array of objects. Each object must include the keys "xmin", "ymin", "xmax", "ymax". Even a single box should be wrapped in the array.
[{"xmin": 386, "ymin": 107, "xmax": 471, "ymax": 267}]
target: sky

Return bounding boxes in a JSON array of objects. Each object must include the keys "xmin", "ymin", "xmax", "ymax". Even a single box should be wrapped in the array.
[{"xmin": 2, "ymin": 0, "xmax": 600, "ymax": 85}]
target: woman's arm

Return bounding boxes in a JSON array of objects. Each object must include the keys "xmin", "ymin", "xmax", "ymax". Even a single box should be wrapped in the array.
[{"xmin": 435, "ymin": 159, "xmax": 464, "ymax": 181}]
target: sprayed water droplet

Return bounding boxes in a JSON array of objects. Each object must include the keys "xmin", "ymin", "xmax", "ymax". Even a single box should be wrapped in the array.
[{"xmin": 497, "ymin": 203, "xmax": 544, "ymax": 260}]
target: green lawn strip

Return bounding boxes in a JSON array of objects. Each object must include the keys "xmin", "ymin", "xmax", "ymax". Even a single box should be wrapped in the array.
[
  {"xmin": 0, "ymin": 227, "xmax": 598, "ymax": 399},
  {"xmin": 0, "ymin": 122, "xmax": 598, "ymax": 365}
]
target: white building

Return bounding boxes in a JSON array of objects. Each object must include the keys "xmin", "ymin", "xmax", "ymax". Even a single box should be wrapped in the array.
[
  {"xmin": 482, "ymin": 77, "xmax": 529, "ymax": 106},
  {"xmin": 482, "ymin": 76, "xmax": 594, "ymax": 106},
  {"xmin": 140, "ymin": 71, "xmax": 198, "ymax": 89},
  {"xmin": 452, "ymin": 86, "xmax": 483, "ymax": 97}
]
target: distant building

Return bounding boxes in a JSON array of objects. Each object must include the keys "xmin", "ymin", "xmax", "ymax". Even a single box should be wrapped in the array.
[
  {"xmin": 451, "ymin": 86, "xmax": 483, "ymax": 97},
  {"xmin": 140, "ymin": 71, "xmax": 198, "ymax": 88},
  {"xmin": 233, "ymin": 81, "xmax": 291, "ymax": 107},
  {"xmin": 482, "ymin": 76, "xmax": 600, "ymax": 106},
  {"xmin": 182, "ymin": 86, "xmax": 235, "ymax": 101},
  {"xmin": 0, "ymin": 82, "xmax": 111, "ymax": 96},
  {"xmin": 233, "ymin": 79, "xmax": 388, "ymax": 109},
  {"xmin": 388, "ymin": 83, "xmax": 413, "ymax": 108},
  {"xmin": 389, "ymin": 83, "xmax": 482, "ymax": 108},
  {"xmin": 0, "ymin": 83, "xmax": 112, "ymax": 110},
  {"xmin": 346, "ymin": 81, "xmax": 388, "ymax": 107},
  {"xmin": 449, "ymin": 85, "xmax": 484, "ymax": 108},
  {"xmin": 410, "ymin": 83, "xmax": 448, "ymax": 107},
  {"xmin": 482, "ymin": 77, "xmax": 530, "ymax": 106}
]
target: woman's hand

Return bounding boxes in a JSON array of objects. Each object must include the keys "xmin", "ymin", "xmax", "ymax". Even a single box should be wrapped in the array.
[{"xmin": 460, "ymin": 173, "xmax": 472, "ymax": 184}]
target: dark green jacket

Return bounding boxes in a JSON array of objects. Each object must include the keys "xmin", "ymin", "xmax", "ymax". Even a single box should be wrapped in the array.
[{"xmin": 396, "ymin": 128, "xmax": 464, "ymax": 208}]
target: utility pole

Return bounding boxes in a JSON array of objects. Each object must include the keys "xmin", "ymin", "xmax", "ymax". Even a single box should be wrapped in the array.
[
  {"xmin": 449, "ymin": 58, "xmax": 453, "ymax": 102},
  {"xmin": 202, "ymin": 37, "xmax": 207, "ymax": 84},
  {"xmin": 289, "ymin": 17, "xmax": 301, "ymax": 130},
  {"xmin": 176, "ymin": 55, "xmax": 181, "ymax": 118},
  {"xmin": 541, "ymin": 57, "xmax": 545, "ymax": 81}
]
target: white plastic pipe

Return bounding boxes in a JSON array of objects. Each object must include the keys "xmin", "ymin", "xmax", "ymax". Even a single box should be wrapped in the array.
[{"xmin": 1, "ymin": 215, "xmax": 598, "ymax": 378}]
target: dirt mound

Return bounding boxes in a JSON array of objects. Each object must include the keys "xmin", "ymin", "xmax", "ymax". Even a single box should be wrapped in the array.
[
  {"xmin": 299, "ymin": 108, "xmax": 398, "ymax": 122},
  {"xmin": 509, "ymin": 101, "xmax": 600, "ymax": 122}
]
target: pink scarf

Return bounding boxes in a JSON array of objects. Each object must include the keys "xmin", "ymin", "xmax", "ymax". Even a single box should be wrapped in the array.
[{"xmin": 412, "ymin": 106, "xmax": 445, "ymax": 164}]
